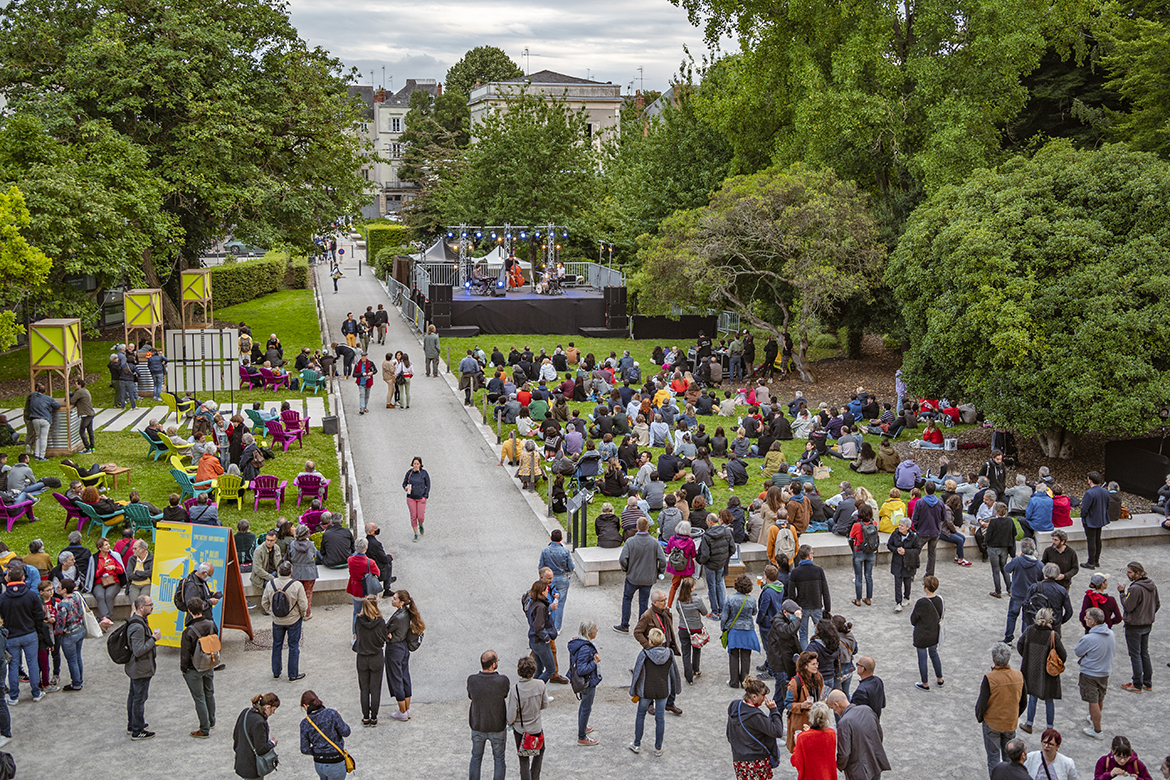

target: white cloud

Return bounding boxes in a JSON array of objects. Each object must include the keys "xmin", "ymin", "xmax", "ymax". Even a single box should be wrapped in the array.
[{"xmin": 287, "ymin": 0, "xmax": 733, "ymax": 93}]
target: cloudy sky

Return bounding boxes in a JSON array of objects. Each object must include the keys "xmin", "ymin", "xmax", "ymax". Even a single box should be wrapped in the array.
[{"xmin": 287, "ymin": 0, "xmax": 732, "ymax": 94}]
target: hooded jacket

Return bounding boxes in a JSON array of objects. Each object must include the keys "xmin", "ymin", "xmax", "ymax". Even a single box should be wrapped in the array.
[
  {"xmin": 697, "ymin": 524, "xmax": 734, "ymax": 574},
  {"xmin": 875, "ymin": 443, "xmax": 899, "ymax": 473},
  {"xmin": 0, "ymin": 581, "xmax": 44, "ymax": 637},
  {"xmin": 567, "ymin": 637, "xmax": 602, "ymax": 688},
  {"xmin": 911, "ymin": 494, "xmax": 944, "ymax": 538},
  {"xmin": 786, "ymin": 494, "xmax": 812, "ymax": 534},
  {"xmin": 629, "ymin": 645, "xmax": 679, "ymax": 700},
  {"xmin": 894, "ymin": 460, "xmax": 920, "ymax": 490},
  {"xmin": 726, "ymin": 699, "xmax": 784, "ymax": 762},
  {"xmin": 1120, "ymin": 577, "xmax": 1160, "ymax": 627},
  {"xmin": 1004, "ymin": 555, "xmax": 1044, "ymax": 601}
]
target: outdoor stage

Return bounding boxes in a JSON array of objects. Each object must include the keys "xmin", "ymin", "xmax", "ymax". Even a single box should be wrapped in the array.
[{"xmin": 450, "ymin": 285, "xmax": 608, "ymax": 335}]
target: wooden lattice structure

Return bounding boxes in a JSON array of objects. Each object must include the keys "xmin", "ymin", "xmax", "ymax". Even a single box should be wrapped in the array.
[
  {"xmin": 181, "ymin": 269, "xmax": 213, "ymax": 331},
  {"xmin": 28, "ymin": 318, "xmax": 83, "ymax": 455},
  {"xmin": 123, "ymin": 288, "xmax": 164, "ymax": 348}
]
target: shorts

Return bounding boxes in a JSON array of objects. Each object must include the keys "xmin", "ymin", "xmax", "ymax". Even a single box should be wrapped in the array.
[{"xmin": 1078, "ymin": 673, "xmax": 1108, "ymax": 704}]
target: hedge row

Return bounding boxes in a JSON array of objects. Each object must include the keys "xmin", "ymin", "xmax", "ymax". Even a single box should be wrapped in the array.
[
  {"xmin": 209, "ymin": 252, "xmax": 309, "ymax": 309},
  {"xmin": 367, "ymin": 223, "xmax": 412, "ymax": 263}
]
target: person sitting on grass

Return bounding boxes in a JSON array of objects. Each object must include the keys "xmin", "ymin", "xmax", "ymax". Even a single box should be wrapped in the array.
[
  {"xmin": 163, "ymin": 493, "xmax": 189, "ymax": 524},
  {"xmin": 720, "ymin": 452, "xmax": 750, "ymax": 490},
  {"xmin": 128, "ymin": 490, "xmax": 162, "ymax": 517}
]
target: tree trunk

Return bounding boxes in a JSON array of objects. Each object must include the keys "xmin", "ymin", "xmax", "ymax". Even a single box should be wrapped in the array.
[
  {"xmin": 141, "ymin": 246, "xmax": 182, "ymax": 328},
  {"xmin": 792, "ymin": 303, "xmax": 816, "ymax": 383},
  {"xmin": 1036, "ymin": 428, "xmax": 1077, "ymax": 460}
]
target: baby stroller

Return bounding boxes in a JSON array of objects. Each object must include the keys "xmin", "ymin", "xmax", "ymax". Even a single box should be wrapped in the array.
[{"xmin": 570, "ymin": 451, "xmax": 603, "ymax": 494}]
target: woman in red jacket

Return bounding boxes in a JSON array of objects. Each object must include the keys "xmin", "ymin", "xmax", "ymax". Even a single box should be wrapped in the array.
[
  {"xmin": 89, "ymin": 537, "xmax": 125, "ymax": 629},
  {"xmin": 790, "ymin": 701, "xmax": 837, "ymax": 780},
  {"xmin": 920, "ymin": 419, "xmax": 944, "ymax": 448},
  {"xmin": 346, "ymin": 538, "xmax": 379, "ymax": 632},
  {"xmin": 1051, "ymin": 485, "xmax": 1073, "ymax": 527}
]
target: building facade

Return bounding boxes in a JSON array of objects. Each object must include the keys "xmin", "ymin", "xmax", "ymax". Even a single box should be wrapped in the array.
[{"xmin": 467, "ymin": 70, "xmax": 622, "ymax": 148}]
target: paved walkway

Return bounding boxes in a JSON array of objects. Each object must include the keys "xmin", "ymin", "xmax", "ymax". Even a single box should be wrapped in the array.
[{"xmin": 8, "ymin": 245, "xmax": 1170, "ymax": 778}]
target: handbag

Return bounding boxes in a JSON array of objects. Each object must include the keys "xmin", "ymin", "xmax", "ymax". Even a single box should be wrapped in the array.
[
  {"xmin": 514, "ymin": 685, "xmax": 545, "ymax": 756},
  {"xmin": 244, "ymin": 710, "xmax": 279, "ymax": 777},
  {"xmin": 307, "ymin": 713, "xmax": 356, "ymax": 773},
  {"xmin": 737, "ymin": 700, "xmax": 781, "ymax": 768},
  {"xmin": 690, "ymin": 628, "xmax": 711, "ymax": 648},
  {"xmin": 1045, "ymin": 631, "xmax": 1065, "ymax": 676},
  {"xmin": 721, "ymin": 596, "xmax": 747, "ymax": 649},
  {"xmin": 81, "ymin": 599, "xmax": 102, "ymax": 639},
  {"xmin": 361, "ymin": 558, "xmax": 381, "ymax": 597},
  {"xmin": 929, "ymin": 596, "xmax": 945, "ymax": 646}
]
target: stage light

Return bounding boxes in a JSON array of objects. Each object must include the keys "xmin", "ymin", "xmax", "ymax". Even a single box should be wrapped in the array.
[
  {"xmin": 491, "ymin": 231, "xmax": 497, "ymax": 239},
  {"xmin": 556, "ymin": 244, "xmax": 561, "ymax": 250},
  {"xmin": 497, "ymin": 279, "xmax": 505, "ymax": 289},
  {"xmin": 447, "ymin": 232, "xmax": 454, "ymax": 239},
  {"xmin": 535, "ymin": 231, "xmax": 541, "ymax": 238},
  {"xmin": 461, "ymin": 231, "xmax": 467, "ymax": 238},
  {"xmin": 475, "ymin": 231, "xmax": 482, "ymax": 239},
  {"xmin": 506, "ymin": 233, "xmax": 512, "ymax": 239},
  {"xmin": 562, "ymin": 230, "xmax": 569, "ymax": 238},
  {"xmin": 519, "ymin": 231, "xmax": 528, "ymax": 239},
  {"xmin": 464, "ymin": 280, "xmax": 472, "ymax": 290}
]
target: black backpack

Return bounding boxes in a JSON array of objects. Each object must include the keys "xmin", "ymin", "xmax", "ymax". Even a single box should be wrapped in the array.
[
  {"xmin": 106, "ymin": 618, "xmax": 136, "ymax": 665},
  {"xmin": 568, "ymin": 656, "xmax": 587, "ymax": 695},
  {"xmin": 172, "ymin": 573, "xmax": 196, "ymax": 614},
  {"xmin": 1023, "ymin": 585, "xmax": 1052, "ymax": 627},
  {"xmin": 406, "ymin": 631, "xmax": 423, "ymax": 652},
  {"xmin": 270, "ymin": 580, "xmax": 295, "ymax": 618},
  {"xmin": 860, "ymin": 521, "xmax": 880, "ymax": 553}
]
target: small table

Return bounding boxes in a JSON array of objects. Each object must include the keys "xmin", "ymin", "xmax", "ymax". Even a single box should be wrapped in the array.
[{"xmin": 105, "ymin": 466, "xmax": 132, "ymax": 490}]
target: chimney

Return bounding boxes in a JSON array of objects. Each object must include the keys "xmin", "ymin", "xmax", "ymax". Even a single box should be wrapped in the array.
[
  {"xmin": 437, "ymin": 82, "xmax": 442, "ymax": 96},
  {"xmin": 374, "ymin": 88, "xmax": 386, "ymax": 103},
  {"xmin": 635, "ymin": 90, "xmax": 645, "ymax": 112}
]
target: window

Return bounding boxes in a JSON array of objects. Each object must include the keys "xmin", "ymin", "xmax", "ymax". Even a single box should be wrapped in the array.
[
  {"xmin": 584, "ymin": 123, "xmax": 594, "ymax": 138},
  {"xmin": 391, "ymin": 143, "xmax": 403, "ymax": 158},
  {"xmin": 391, "ymin": 117, "xmax": 402, "ymax": 132}
]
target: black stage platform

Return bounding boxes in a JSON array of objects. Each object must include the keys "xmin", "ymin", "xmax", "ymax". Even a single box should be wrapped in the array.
[{"xmin": 451, "ymin": 286, "xmax": 607, "ymax": 335}]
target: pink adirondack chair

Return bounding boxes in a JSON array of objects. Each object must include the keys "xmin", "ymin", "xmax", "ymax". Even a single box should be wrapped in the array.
[
  {"xmin": 299, "ymin": 509, "xmax": 326, "ymax": 533},
  {"xmin": 0, "ymin": 500, "xmax": 36, "ymax": 533},
  {"xmin": 258, "ymin": 367, "xmax": 290, "ymax": 391},
  {"xmin": 265, "ymin": 419, "xmax": 303, "ymax": 451},
  {"xmin": 53, "ymin": 492, "xmax": 86, "ymax": 534},
  {"xmin": 281, "ymin": 409, "xmax": 310, "ymax": 434},
  {"xmin": 251, "ymin": 474, "xmax": 287, "ymax": 510},
  {"xmin": 293, "ymin": 474, "xmax": 331, "ymax": 507}
]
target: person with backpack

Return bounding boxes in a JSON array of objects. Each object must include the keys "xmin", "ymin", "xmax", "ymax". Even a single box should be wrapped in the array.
[
  {"xmin": 628, "ymin": 627, "xmax": 680, "ymax": 757},
  {"xmin": 849, "ymin": 504, "xmax": 880, "ymax": 607},
  {"xmin": 568, "ymin": 620, "xmax": 602, "ymax": 746},
  {"xmin": 1017, "ymin": 607, "xmax": 1066, "ymax": 734},
  {"xmin": 755, "ymin": 565, "xmax": 785, "ymax": 678},
  {"xmin": 1023, "ymin": 564, "xmax": 1074, "ymax": 639},
  {"xmin": 664, "ymin": 521, "xmax": 696, "ymax": 608},
  {"xmin": 385, "ymin": 589, "xmax": 425, "ymax": 722},
  {"xmin": 178, "ymin": 562, "xmax": 222, "ymax": 629},
  {"xmin": 122, "ymin": 595, "xmax": 159, "ymax": 739},
  {"xmin": 887, "ymin": 517, "xmax": 921, "ymax": 614},
  {"xmin": 1004, "ymin": 538, "xmax": 1045, "ymax": 644},
  {"xmin": 287, "ymin": 525, "xmax": 319, "ymax": 620},
  {"xmin": 180, "ymin": 598, "xmax": 219, "ymax": 738},
  {"xmin": 261, "ymin": 561, "xmax": 308, "ymax": 682}
]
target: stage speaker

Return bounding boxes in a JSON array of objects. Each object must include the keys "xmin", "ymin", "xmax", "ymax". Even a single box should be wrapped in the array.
[
  {"xmin": 605, "ymin": 286, "xmax": 627, "ymax": 328},
  {"xmin": 431, "ymin": 284, "xmax": 453, "ymax": 303},
  {"xmin": 431, "ymin": 314, "xmax": 451, "ymax": 329}
]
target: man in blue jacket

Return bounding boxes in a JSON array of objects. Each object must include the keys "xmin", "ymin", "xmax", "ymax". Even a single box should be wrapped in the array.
[
  {"xmin": 0, "ymin": 565, "xmax": 44, "ymax": 704},
  {"xmin": 1003, "ymin": 538, "xmax": 1045, "ymax": 643},
  {"xmin": 756, "ymin": 565, "xmax": 785, "ymax": 679},
  {"xmin": 910, "ymin": 482, "xmax": 945, "ymax": 576},
  {"xmin": 1024, "ymin": 488, "xmax": 1054, "ymax": 536},
  {"xmin": 1079, "ymin": 471, "xmax": 1111, "ymax": 570}
]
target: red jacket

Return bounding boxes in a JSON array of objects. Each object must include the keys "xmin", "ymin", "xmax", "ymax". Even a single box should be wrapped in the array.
[
  {"xmin": 1051, "ymin": 494, "xmax": 1072, "ymax": 527},
  {"xmin": 346, "ymin": 554, "xmax": 380, "ymax": 598},
  {"xmin": 922, "ymin": 426, "xmax": 943, "ymax": 445}
]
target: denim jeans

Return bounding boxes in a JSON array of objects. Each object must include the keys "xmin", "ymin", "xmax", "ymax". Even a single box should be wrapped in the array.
[
  {"xmin": 798, "ymin": 608, "xmax": 823, "ymax": 650},
  {"xmin": 988, "ymin": 547, "xmax": 1012, "ymax": 595},
  {"xmin": 30, "ymin": 418, "xmax": 51, "ymax": 458},
  {"xmin": 0, "ymin": 690, "xmax": 8, "ymax": 737},
  {"xmin": 1025, "ymin": 695, "xmax": 1055, "ymax": 729},
  {"xmin": 7, "ymin": 632, "xmax": 38, "ymax": 700},
  {"xmin": 729, "ymin": 355, "xmax": 742, "ymax": 381},
  {"xmin": 272, "ymin": 619, "xmax": 302, "ymax": 678},
  {"xmin": 917, "ymin": 645, "xmax": 942, "ymax": 684},
  {"xmin": 127, "ymin": 677, "xmax": 150, "ymax": 733},
  {"xmin": 530, "ymin": 639, "xmax": 554, "ymax": 682},
  {"xmin": 578, "ymin": 685, "xmax": 596, "ymax": 740},
  {"xmin": 60, "ymin": 629, "xmax": 84, "ymax": 687},
  {"xmin": 315, "ymin": 761, "xmax": 347, "ymax": 780},
  {"xmin": 981, "ymin": 722, "xmax": 1014, "ymax": 778},
  {"xmin": 852, "ymin": 551, "xmax": 875, "ymax": 599},
  {"xmin": 634, "ymin": 696, "xmax": 666, "ymax": 750},
  {"xmin": 704, "ymin": 567, "xmax": 726, "ymax": 616},
  {"xmin": 551, "ymin": 576, "xmax": 570, "ymax": 633},
  {"xmin": 183, "ymin": 668, "xmax": 216, "ymax": 732},
  {"xmin": 122, "ymin": 380, "xmax": 138, "ymax": 409},
  {"xmin": 939, "ymin": 532, "xmax": 966, "ymax": 560},
  {"xmin": 14, "ymin": 481, "xmax": 47, "ymax": 504},
  {"xmin": 1125, "ymin": 625, "xmax": 1153, "ymax": 687},
  {"xmin": 619, "ymin": 580, "xmax": 651, "ymax": 630},
  {"xmin": 151, "ymin": 371, "xmax": 166, "ymax": 400},
  {"xmin": 358, "ymin": 384, "xmax": 370, "ymax": 411},
  {"xmin": 1004, "ymin": 596, "xmax": 1025, "ymax": 643},
  {"xmin": 469, "ymin": 730, "xmax": 507, "ymax": 780}
]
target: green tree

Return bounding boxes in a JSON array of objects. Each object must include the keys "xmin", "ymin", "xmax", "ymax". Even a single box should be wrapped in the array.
[
  {"xmin": 0, "ymin": 186, "xmax": 53, "ymax": 348},
  {"xmin": 442, "ymin": 90, "xmax": 597, "ymax": 229},
  {"xmin": 887, "ymin": 141, "xmax": 1170, "ymax": 458},
  {"xmin": 1098, "ymin": 1, "xmax": 1170, "ymax": 156},
  {"xmin": 0, "ymin": 0, "xmax": 373, "ymax": 323},
  {"xmin": 398, "ymin": 90, "xmax": 471, "ymax": 238},
  {"xmin": 632, "ymin": 164, "xmax": 885, "ymax": 381},
  {"xmin": 0, "ymin": 114, "xmax": 177, "ymax": 324},
  {"xmin": 445, "ymin": 46, "xmax": 523, "ymax": 97}
]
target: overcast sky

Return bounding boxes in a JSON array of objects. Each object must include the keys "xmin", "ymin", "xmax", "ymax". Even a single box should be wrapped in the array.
[{"xmin": 287, "ymin": 0, "xmax": 731, "ymax": 94}]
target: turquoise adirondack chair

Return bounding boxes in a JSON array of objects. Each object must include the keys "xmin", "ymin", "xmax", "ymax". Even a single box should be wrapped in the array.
[
  {"xmin": 171, "ymin": 468, "xmax": 216, "ymax": 502},
  {"xmin": 122, "ymin": 502, "xmax": 160, "ymax": 543}
]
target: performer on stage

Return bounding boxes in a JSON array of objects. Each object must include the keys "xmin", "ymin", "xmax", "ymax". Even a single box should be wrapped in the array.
[{"xmin": 505, "ymin": 254, "xmax": 524, "ymax": 289}]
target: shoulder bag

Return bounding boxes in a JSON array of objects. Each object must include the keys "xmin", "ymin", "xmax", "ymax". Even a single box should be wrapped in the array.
[
  {"xmin": 81, "ymin": 598, "xmax": 103, "ymax": 639},
  {"xmin": 307, "ymin": 713, "xmax": 356, "ymax": 773},
  {"xmin": 930, "ymin": 596, "xmax": 945, "ymax": 646},
  {"xmin": 737, "ymin": 700, "xmax": 780, "ymax": 768},
  {"xmin": 1045, "ymin": 631, "xmax": 1065, "ymax": 676},
  {"xmin": 514, "ymin": 685, "xmax": 545, "ymax": 756},
  {"xmin": 677, "ymin": 600, "xmax": 710, "ymax": 648},
  {"xmin": 361, "ymin": 558, "xmax": 381, "ymax": 597},
  {"xmin": 244, "ymin": 710, "xmax": 279, "ymax": 776},
  {"xmin": 721, "ymin": 596, "xmax": 747, "ymax": 649}
]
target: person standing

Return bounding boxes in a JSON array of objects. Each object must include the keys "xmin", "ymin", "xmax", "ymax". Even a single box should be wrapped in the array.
[
  {"xmin": 385, "ymin": 589, "xmax": 423, "ymax": 721},
  {"xmin": 346, "ymin": 538, "xmax": 378, "ymax": 631},
  {"xmin": 767, "ymin": 600, "xmax": 802, "ymax": 692},
  {"xmin": 909, "ymin": 575, "xmax": 944, "ymax": 691},
  {"xmin": 1017, "ymin": 607, "xmax": 1065, "ymax": 734},
  {"xmin": 124, "ymin": 595, "xmax": 159, "ymax": 739},
  {"xmin": 910, "ymin": 481, "xmax": 945, "ymax": 577},
  {"xmin": 850, "ymin": 656, "xmax": 885, "ymax": 722},
  {"xmin": 374, "ymin": 304, "xmax": 389, "ymax": 345},
  {"xmin": 827, "ymin": 689, "xmax": 891, "ymax": 780},
  {"xmin": 353, "ymin": 596, "xmax": 387, "ymax": 727},
  {"xmin": 633, "ymin": 588, "xmax": 684, "ymax": 716},
  {"xmin": 147, "ymin": 348, "xmax": 167, "ymax": 401},
  {"xmin": 70, "ymin": 379, "xmax": 95, "ymax": 453},
  {"xmin": 975, "ymin": 642, "xmax": 1027, "ymax": 778},
  {"xmin": 299, "ymin": 691, "xmax": 351, "ymax": 780},
  {"xmin": 789, "ymin": 545, "xmax": 831, "ymax": 649},
  {"xmin": 382, "ymin": 352, "xmax": 397, "ymax": 409},
  {"xmin": 538, "ymin": 529, "xmax": 573, "ymax": 637},
  {"xmin": 568, "ymin": 620, "xmax": 602, "ymax": 746},
  {"xmin": 614, "ymin": 517, "xmax": 666, "ymax": 634},
  {"xmin": 887, "ymin": 518, "xmax": 921, "ymax": 613},
  {"xmin": 525, "ymin": 580, "xmax": 557, "ymax": 683},
  {"xmin": 1079, "ymin": 572, "xmax": 1122, "ymax": 631},
  {"xmin": 341, "ymin": 313, "xmax": 358, "ymax": 348},
  {"xmin": 467, "ymin": 650, "xmax": 510, "ymax": 780},
  {"xmin": 1075, "ymin": 607, "xmax": 1115, "ymax": 739},
  {"xmin": 459, "ymin": 349, "xmax": 480, "ymax": 405},
  {"xmin": 179, "ymin": 598, "xmax": 218, "ymax": 738},
  {"xmin": 985, "ymin": 502, "xmax": 1016, "ymax": 599},
  {"xmin": 628, "ymin": 627, "xmax": 680, "ymax": 757},
  {"xmin": 0, "ymin": 564, "xmax": 43, "ymax": 704},
  {"xmin": 250, "ymin": 531, "xmax": 280, "ymax": 611},
  {"xmin": 1004, "ymin": 538, "xmax": 1045, "ymax": 643},
  {"xmin": 1079, "ymin": 471, "xmax": 1111, "ymax": 570},
  {"xmin": 233, "ymin": 693, "xmax": 280, "ymax": 779},
  {"xmin": 675, "ymin": 578, "xmax": 706, "ymax": 686},
  {"xmin": 26, "ymin": 383, "xmax": 60, "ymax": 461},
  {"xmin": 991, "ymin": 739, "xmax": 1030, "ymax": 780},
  {"xmin": 118, "ymin": 359, "xmax": 139, "ymax": 412},
  {"xmin": 398, "ymin": 353, "xmax": 414, "ymax": 409},
  {"xmin": 424, "ymin": 324, "xmax": 441, "ymax": 377},
  {"xmin": 353, "ymin": 351, "xmax": 375, "ymax": 415},
  {"xmin": 723, "ymin": 575, "xmax": 760, "ymax": 690},
  {"xmin": 697, "ymin": 512, "xmax": 734, "ymax": 618},
  {"xmin": 849, "ymin": 504, "xmax": 879, "ymax": 606},
  {"xmin": 1041, "ymin": 530, "xmax": 1079, "ymax": 592},
  {"xmin": 262, "ymin": 560, "xmax": 308, "ymax": 682},
  {"xmin": 506, "ymin": 656, "xmax": 551, "ymax": 780},
  {"xmin": 403, "ymin": 457, "xmax": 430, "ymax": 542},
  {"xmin": 727, "ymin": 676, "xmax": 785, "ymax": 780},
  {"xmin": 1023, "ymin": 729, "xmax": 1078, "ymax": 780},
  {"xmin": 1117, "ymin": 560, "xmax": 1159, "ymax": 694}
]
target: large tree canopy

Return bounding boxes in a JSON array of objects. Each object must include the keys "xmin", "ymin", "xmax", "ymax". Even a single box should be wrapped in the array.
[
  {"xmin": 445, "ymin": 46, "xmax": 524, "ymax": 97},
  {"xmin": 1098, "ymin": 0, "xmax": 1170, "ymax": 156},
  {"xmin": 0, "ymin": 0, "xmax": 373, "ymax": 322},
  {"xmin": 633, "ymin": 164, "xmax": 885, "ymax": 381},
  {"xmin": 0, "ymin": 186, "xmax": 53, "ymax": 349},
  {"xmin": 887, "ymin": 141, "xmax": 1170, "ymax": 458}
]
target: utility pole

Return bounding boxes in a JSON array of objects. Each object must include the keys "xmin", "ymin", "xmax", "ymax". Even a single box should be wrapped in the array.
[
  {"xmin": 523, "ymin": 47, "xmax": 530, "ymax": 76},
  {"xmin": 637, "ymin": 67, "xmax": 644, "ymax": 94}
]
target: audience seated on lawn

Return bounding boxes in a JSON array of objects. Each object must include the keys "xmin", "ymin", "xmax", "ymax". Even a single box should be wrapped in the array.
[{"xmin": 163, "ymin": 493, "xmax": 189, "ymax": 524}]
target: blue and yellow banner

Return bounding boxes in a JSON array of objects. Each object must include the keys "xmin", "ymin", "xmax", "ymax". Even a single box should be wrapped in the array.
[{"xmin": 148, "ymin": 523, "xmax": 231, "ymax": 647}]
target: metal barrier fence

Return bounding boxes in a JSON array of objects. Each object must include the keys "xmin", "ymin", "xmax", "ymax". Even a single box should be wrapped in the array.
[
  {"xmin": 386, "ymin": 274, "xmax": 424, "ymax": 334},
  {"xmin": 412, "ymin": 264, "xmax": 431, "ymax": 299},
  {"xmin": 418, "ymin": 262, "xmax": 459, "ymax": 287},
  {"xmin": 669, "ymin": 304, "xmax": 740, "ymax": 335},
  {"xmin": 561, "ymin": 261, "xmax": 623, "ymax": 289}
]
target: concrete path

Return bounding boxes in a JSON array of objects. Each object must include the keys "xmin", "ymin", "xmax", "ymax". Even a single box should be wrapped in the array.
[{"xmin": 8, "ymin": 247, "xmax": 1170, "ymax": 778}]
